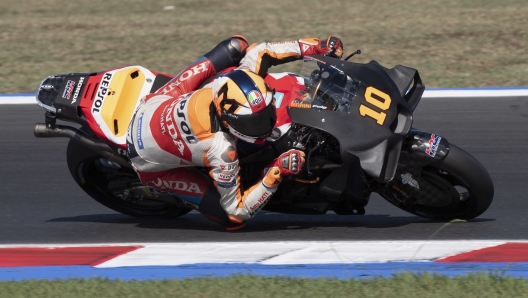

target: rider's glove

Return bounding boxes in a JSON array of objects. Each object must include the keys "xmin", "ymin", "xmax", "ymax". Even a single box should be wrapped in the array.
[
  {"xmin": 299, "ymin": 36, "xmax": 344, "ymax": 59},
  {"xmin": 262, "ymin": 149, "xmax": 306, "ymax": 188}
]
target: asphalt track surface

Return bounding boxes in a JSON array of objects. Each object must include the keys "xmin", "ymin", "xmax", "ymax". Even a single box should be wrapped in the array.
[{"xmin": 1, "ymin": 97, "xmax": 527, "ymax": 244}]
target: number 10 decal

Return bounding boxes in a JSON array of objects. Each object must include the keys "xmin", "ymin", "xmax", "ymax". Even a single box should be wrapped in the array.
[{"xmin": 359, "ymin": 87, "xmax": 392, "ymax": 125}]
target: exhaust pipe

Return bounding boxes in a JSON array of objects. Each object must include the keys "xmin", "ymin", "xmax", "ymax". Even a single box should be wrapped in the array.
[{"xmin": 34, "ymin": 123, "xmax": 132, "ymax": 168}]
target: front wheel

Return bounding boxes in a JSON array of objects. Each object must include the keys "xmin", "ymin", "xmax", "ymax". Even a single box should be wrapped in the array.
[
  {"xmin": 66, "ymin": 137, "xmax": 192, "ymax": 218},
  {"xmin": 380, "ymin": 144, "xmax": 494, "ymax": 220}
]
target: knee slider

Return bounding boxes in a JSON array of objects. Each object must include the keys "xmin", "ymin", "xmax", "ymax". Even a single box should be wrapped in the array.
[{"xmin": 204, "ymin": 36, "xmax": 249, "ymax": 72}]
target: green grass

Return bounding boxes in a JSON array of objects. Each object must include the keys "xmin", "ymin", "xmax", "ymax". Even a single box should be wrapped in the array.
[
  {"xmin": 1, "ymin": 273, "xmax": 528, "ymax": 298},
  {"xmin": 1, "ymin": 0, "xmax": 527, "ymax": 93}
]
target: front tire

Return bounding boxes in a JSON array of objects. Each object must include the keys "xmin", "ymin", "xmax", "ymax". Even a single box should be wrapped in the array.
[
  {"xmin": 381, "ymin": 144, "xmax": 494, "ymax": 220},
  {"xmin": 66, "ymin": 137, "xmax": 192, "ymax": 218}
]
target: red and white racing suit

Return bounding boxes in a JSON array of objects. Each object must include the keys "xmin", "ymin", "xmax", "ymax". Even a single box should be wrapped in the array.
[{"xmin": 126, "ymin": 36, "xmax": 334, "ymax": 227}]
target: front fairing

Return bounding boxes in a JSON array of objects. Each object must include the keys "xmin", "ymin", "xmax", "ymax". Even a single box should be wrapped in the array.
[{"xmin": 287, "ymin": 55, "xmax": 424, "ymax": 182}]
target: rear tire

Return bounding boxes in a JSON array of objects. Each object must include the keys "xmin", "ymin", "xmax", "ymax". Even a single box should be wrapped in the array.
[
  {"xmin": 66, "ymin": 137, "xmax": 192, "ymax": 218},
  {"xmin": 381, "ymin": 144, "xmax": 493, "ymax": 220}
]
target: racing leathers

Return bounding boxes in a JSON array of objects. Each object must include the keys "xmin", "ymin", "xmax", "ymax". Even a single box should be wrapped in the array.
[{"xmin": 126, "ymin": 36, "xmax": 342, "ymax": 228}]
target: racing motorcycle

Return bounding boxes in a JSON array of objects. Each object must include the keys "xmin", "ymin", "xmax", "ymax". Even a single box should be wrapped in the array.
[{"xmin": 33, "ymin": 52, "xmax": 494, "ymax": 222}]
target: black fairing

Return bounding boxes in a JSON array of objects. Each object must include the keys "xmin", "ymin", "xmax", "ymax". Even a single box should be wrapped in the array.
[
  {"xmin": 287, "ymin": 55, "xmax": 424, "ymax": 182},
  {"xmin": 37, "ymin": 73, "xmax": 92, "ymax": 126}
]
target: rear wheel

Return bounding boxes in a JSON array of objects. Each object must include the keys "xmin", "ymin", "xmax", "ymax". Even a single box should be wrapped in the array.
[
  {"xmin": 380, "ymin": 144, "xmax": 493, "ymax": 220},
  {"xmin": 66, "ymin": 137, "xmax": 192, "ymax": 218}
]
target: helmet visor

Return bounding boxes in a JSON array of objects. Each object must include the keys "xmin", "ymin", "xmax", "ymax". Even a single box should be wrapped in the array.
[{"xmin": 224, "ymin": 103, "xmax": 277, "ymax": 138}]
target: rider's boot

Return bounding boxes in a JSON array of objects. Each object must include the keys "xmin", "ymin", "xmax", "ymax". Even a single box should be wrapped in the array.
[{"xmin": 197, "ymin": 184, "xmax": 246, "ymax": 231}]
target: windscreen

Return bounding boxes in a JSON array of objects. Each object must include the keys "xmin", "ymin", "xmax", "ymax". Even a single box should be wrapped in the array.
[{"xmin": 298, "ymin": 57, "xmax": 359, "ymax": 112}]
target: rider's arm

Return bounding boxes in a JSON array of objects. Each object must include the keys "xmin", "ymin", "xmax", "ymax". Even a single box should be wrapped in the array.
[
  {"xmin": 238, "ymin": 37, "xmax": 344, "ymax": 77},
  {"xmin": 147, "ymin": 35, "xmax": 249, "ymax": 101},
  {"xmin": 205, "ymin": 132, "xmax": 304, "ymax": 222}
]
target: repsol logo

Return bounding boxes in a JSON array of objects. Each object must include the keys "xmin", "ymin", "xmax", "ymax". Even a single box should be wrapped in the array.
[
  {"xmin": 92, "ymin": 73, "xmax": 113, "ymax": 113},
  {"xmin": 164, "ymin": 97, "xmax": 198, "ymax": 150},
  {"xmin": 151, "ymin": 178, "xmax": 203, "ymax": 194},
  {"xmin": 71, "ymin": 77, "xmax": 84, "ymax": 104},
  {"xmin": 175, "ymin": 98, "xmax": 197, "ymax": 144}
]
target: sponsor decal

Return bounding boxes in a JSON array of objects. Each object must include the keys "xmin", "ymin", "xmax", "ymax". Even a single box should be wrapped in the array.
[
  {"xmin": 40, "ymin": 84, "xmax": 56, "ymax": 92},
  {"xmin": 160, "ymin": 96, "xmax": 197, "ymax": 156},
  {"xmin": 71, "ymin": 77, "xmax": 84, "ymax": 104},
  {"xmin": 312, "ymin": 105, "xmax": 327, "ymax": 109},
  {"xmin": 269, "ymin": 41, "xmax": 296, "ymax": 45},
  {"xmin": 137, "ymin": 112, "xmax": 144, "ymax": 150},
  {"xmin": 126, "ymin": 123, "xmax": 139, "ymax": 158},
  {"xmin": 425, "ymin": 134, "xmax": 442, "ymax": 157},
  {"xmin": 175, "ymin": 98, "xmax": 198, "ymax": 144},
  {"xmin": 247, "ymin": 90, "xmax": 264, "ymax": 106},
  {"xmin": 160, "ymin": 105, "xmax": 168, "ymax": 135},
  {"xmin": 301, "ymin": 43, "xmax": 311, "ymax": 52},
  {"xmin": 401, "ymin": 173, "xmax": 420, "ymax": 190},
  {"xmin": 151, "ymin": 178, "xmax": 203, "ymax": 194},
  {"xmin": 218, "ymin": 172, "xmax": 235, "ymax": 182},
  {"xmin": 290, "ymin": 102, "xmax": 311, "ymax": 109},
  {"xmin": 222, "ymin": 162, "xmax": 239, "ymax": 171},
  {"xmin": 250, "ymin": 192, "xmax": 271, "ymax": 212},
  {"xmin": 274, "ymin": 92, "xmax": 284, "ymax": 108},
  {"xmin": 62, "ymin": 80, "xmax": 76, "ymax": 100},
  {"xmin": 217, "ymin": 179, "xmax": 237, "ymax": 189},
  {"xmin": 92, "ymin": 72, "xmax": 113, "ymax": 113},
  {"xmin": 166, "ymin": 100, "xmax": 186, "ymax": 155},
  {"xmin": 220, "ymin": 147, "xmax": 238, "ymax": 163}
]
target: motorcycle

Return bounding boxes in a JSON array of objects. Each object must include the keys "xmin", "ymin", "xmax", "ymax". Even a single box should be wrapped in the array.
[{"xmin": 33, "ymin": 51, "xmax": 494, "ymax": 222}]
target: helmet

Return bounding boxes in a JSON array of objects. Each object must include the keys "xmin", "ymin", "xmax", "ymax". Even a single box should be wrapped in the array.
[{"xmin": 212, "ymin": 69, "xmax": 276, "ymax": 143}]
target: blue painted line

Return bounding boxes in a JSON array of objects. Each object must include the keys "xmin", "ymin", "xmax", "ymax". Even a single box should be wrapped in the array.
[{"xmin": 1, "ymin": 263, "xmax": 528, "ymax": 281}]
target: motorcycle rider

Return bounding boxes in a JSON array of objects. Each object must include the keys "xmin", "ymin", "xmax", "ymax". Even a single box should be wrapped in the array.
[{"xmin": 126, "ymin": 35, "xmax": 344, "ymax": 230}]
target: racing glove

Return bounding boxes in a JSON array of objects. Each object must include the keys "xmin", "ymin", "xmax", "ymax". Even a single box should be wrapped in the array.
[
  {"xmin": 299, "ymin": 36, "xmax": 344, "ymax": 59},
  {"xmin": 262, "ymin": 149, "xmax": 306, "ymax": 188}
]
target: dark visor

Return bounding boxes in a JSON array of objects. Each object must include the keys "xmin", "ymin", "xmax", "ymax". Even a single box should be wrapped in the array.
[{"xmin": 223, "ymin": 103, "xmax": 277, "ymax": 138}]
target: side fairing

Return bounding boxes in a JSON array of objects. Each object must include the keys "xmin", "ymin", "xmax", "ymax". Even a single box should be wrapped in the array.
[
  {"xmin": 79, "ymin": 66, "xmax": 161, "ymax": 147},
  {"xmin": 288, "ymin": 56, "xmax": 422, "ymax": 182}
]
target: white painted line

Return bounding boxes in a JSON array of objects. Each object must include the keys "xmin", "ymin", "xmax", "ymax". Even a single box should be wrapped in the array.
[
  {"xmin": 422, "ymin": 88, "xmax": 528, "ymax": 98},
  {"xmin": 91, "ymin": 240, "xmax": 511, "ymax": 268},
  {"xmin": 0, "ymin": 95, "xmax": 36, "ymax": 104}
]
